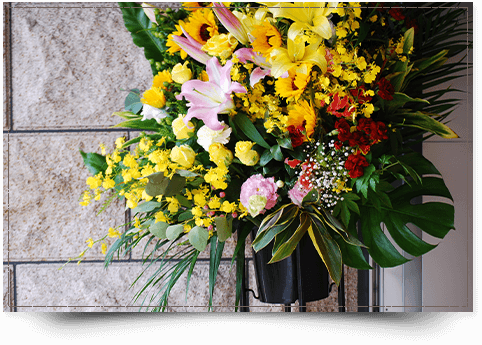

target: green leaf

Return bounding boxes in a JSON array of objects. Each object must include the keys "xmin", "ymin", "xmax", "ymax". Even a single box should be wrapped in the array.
[
  {"xmin": 359, "ymin": 173, "xmax": 454, "ymax": 267},
  {"xmin": 307, "ymin": 217, "xmax": 343, "ymax": 286},
  {"xmin": 112, "ymin": 118, "xmax": 161, "ymax": 131},
  {"xmin": 119, "ymin": 2, "xmax": 165, "ymax": 75},
  {"xmin": 234, "ymin": 237, "xmax": 246, "ymax": 312},
  {"xmin": 188, "ymin": 226, "xmax": 209, "ymax": 252},
  {"xmin": 145, "ymin": 172, "xmax": 186, "ymax": 197},
  {"xmin": 215, "ymin": 216, "xmax": 232, "ymax": 242},
  {"xmin": 360, "ymin": 207, "xmax": 409, "ymax": 267},
  {"xmin": 354, "ymin": 164, "xmax": 376, "ymax": 199},
  {"xmin": 252, "ymin": 204, "xmax": 298, "ymax": 252},
  {"xmin": 178, "ymin": 211, "xmax": 193, "ymax": 222},
  {"xmin": 394, "ymin": 110, "xmax": 459, "ymax": 139},
  {"xmin": 149, "ymin": 221, "xmax": 169, "ymax": 239},
  {"xmin": 386, "ymin": 92, "xmax": 430, "ymax": 113},
  {"xmin": 270, "ymin": 145, "xmax": 283, "ymax": 161},
  {"xmin": 232, "ymin": 113, "xmax": 270, "ymax": 149},
  {"xmin": 166, "ymin": 224, "xmax": 185, "ymax": 241},
  {"xmin": 112, "ymin": 110, "xmax": 139, "ymax": 120},
  {"xmin": 208, "ymin": 235, "xmax": 225, "ymax": 310},
  {"xmin": 185, "ymin": 250, "xmax": 200, "ymax": 301},
  {"xmin": 231, "ymin": 221, "xmax": 252, "ymax": 268},
  {"xmin": 269, "ymin": 213, "xmax": 310, "ymax": 263},
  {"xmin": 79, "ymin": 150, "xmax": 108, "ymax": 176},
  {"xmin": 259, "ymin": 150, "xmax": 273, "ymax": 166},
  {"xmin": 277, "ymin": 137, "xmax": 293, "ymax": 150},
  {"xmin": 131, "ymin": 201, "xmax": 162, "ymax": 214}
]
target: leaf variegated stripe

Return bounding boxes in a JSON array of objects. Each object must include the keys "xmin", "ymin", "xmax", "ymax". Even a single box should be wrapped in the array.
[
  {"xmin": 268, "ymin": 212, "xmax": 310, "ymax": 264},
  {"xmin": 307, "ymin": 216, "xmax": 343, "ymax": 286},
  {"xmin": 252, "ymin": 206, "xmax": 299, "ymax": 252},
  {"xmin": 253, "ymin": 204, "xmax": 297, "ymax": 245},
  {"xmin": 308, "ymin": 207, "xmax": 365, "ymax": 248}
]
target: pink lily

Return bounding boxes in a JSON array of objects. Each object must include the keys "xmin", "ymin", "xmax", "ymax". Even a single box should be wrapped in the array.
[
  {"xmin": 176, "ymin": 57, "xmax": 247, "ymax": 131},
  {"xmin": 142, "ymin": 3, "xmax": 158, "ymax": 24},
  {"xmin": 212, "ymin": 2, "xmax": 249, "ymax": 45},
  {"xmin": 234, "ymin": 48, "xmax": 288, "ymax": 87},
  {"xmin": 172, "ymin": 25, "xmax": 210, "ymax": 64}
]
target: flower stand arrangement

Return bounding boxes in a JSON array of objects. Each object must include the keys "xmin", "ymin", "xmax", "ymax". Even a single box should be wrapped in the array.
[{"xmin": 68, "ymin": 2, "xmax": 470, "ymax": 311}]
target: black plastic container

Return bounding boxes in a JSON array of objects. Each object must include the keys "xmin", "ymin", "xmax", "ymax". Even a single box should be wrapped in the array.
[{"xmin": 251, "ymin": 229, "xmax": 330, "ymax": 304}]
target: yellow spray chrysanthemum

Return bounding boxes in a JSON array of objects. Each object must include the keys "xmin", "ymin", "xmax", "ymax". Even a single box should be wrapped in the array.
[
  {"xmin": 184, "ymin": 8, "xmax": 218, "ymax": 45},
  {"xmin": 141, "ymin": 87, "xmax": 166, "ymax": 108},
  {"xmin": 287, "ymin": 99, "xmax": 317, "ymax": 138},
  {"xmin": 251, "ymin": 21, "xmax": 282, "ymax": 58}
]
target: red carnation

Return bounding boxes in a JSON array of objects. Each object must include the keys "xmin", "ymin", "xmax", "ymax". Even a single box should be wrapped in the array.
[
  {"xmin": 371, "ymin": 121, "xmax": 389, "ymax": 143},
  {"xmin": 299, "ymin": 161, "xmax": 316, "ymax": 189},
  {"xmin": 348, "ymin": 131, "xmax": 371, "ymax": 154},
  {"xmin": 405, "ymin": 18, "xmax": 419, "ymax": 34},
  {"xmin": 335, "ymin": 118, "xmax": 352, "ymax": 142},
  {"xmin": 334, "ymin": 141, "xmax": 343, "ymax": 150},
  {"xmin": 287, "ymin": 125, "xmax": 305, "ymax": 148},
  {"xmin": 345, "ymin": 154, "xmax": 369, "ymax": 178},
  {"xmin": 377, "ymin": 77, "xmax": 395, "ymax": 100}
]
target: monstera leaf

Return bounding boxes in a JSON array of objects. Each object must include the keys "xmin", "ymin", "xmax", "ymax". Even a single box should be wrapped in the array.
[{"xmin": 359, "ymin": 152, "xmax": 454, "ymax": 267}]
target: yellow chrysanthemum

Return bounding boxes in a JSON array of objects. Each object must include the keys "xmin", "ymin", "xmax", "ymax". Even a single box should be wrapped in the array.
[
  {"xmin": 251, "ymin": 21, "xmax": 282, "ymax": 58},
  {"xmin": 141, "ymin": 87, "xmax": 166, "ymax": 108},
  {"xmin": 152, "ymin": 70, "xmax": 172, "ymax": 89},
  {"xmin": 184, "ymin": 8, "xmax": 218, "ymax": 45},
  {"xmin": 287, "ymin": 99, "xmax": 317, "ymax": 138}
]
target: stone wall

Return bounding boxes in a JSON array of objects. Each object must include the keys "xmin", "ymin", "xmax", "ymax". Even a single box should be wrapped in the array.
[{"xmin": 3, "ymin": 2, "xmax": 358, "ymax": 312}]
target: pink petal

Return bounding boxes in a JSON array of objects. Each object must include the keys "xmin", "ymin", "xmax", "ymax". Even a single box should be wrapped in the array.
[
  {"xmin": 184, "ymin": 107, "xmax": 225, "ymax": 131},
  {"xmin": 212, "ymin": 2, "xmax": 249, "ymax": 45},
  {"xmin": 250, "ymin": 67, "xmax": 270, "ymax": 87},
  {"xmin": 234, "ymin": 48, "xmax": 256, "ymax": 64},
  {"xmin": 172, "ymin": 36, "xmax": 210, "ymax": 64}
]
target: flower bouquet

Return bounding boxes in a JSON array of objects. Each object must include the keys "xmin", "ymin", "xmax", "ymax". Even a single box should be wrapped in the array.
[{"xmin": 71, "ymin": 2, "xmax": 470, "ymax": 311}]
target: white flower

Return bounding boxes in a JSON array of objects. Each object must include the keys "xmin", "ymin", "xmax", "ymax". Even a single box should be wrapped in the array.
[
  {"xmin": 141, "ymin": 104, "xmax": 169, "ymax": 123},
  {"xmin": 196, "ymin": 122, "xmax": 232, "ymax": 151}
]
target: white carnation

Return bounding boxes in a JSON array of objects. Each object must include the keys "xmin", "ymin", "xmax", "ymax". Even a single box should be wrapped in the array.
[
  {"xmin": 141, "ymin": 104, "xmax": 169, "ymax": 123},
  {"xmin": 196, "ymin": 123, "xmax": 232, "ymax": 151}
]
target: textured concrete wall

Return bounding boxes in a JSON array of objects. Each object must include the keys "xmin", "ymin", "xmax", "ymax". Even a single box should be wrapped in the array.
[{"xmin": 3, "ymin": 2, "xmax": 358, "ymax": 312}]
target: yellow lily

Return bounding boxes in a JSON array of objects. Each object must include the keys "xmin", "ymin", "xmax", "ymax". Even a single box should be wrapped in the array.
[
  {"xmin": 261, "ymin": 2, "xmax": 338, "ymax": 40},
  {"xmin": 269, "ymin": 26, "xmax": 327, "ymax": 78}
]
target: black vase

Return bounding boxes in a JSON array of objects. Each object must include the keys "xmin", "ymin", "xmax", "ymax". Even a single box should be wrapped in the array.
[{"xmin": 251, "ymin": 229, "xmax": 330, "ymax": 304}]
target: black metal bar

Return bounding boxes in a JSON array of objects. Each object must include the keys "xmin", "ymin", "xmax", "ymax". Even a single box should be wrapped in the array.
[
  {"xmin": 284, "ymin": 303, "xmax": 291, "ymax": 312},
  {"xmin": 357, "ymin": 220, "xmax": 370, "ymax": 312},
  {"xmin": 295, "ymin": 245, "xmax": 306, "ymax": 312},
  {"xmin": 239, "ymin": 253, "xmax": 249, "ymax": 312},
  {"xmin": 338, "ymin": 265, "xmax": 345, "ymax": 312}
]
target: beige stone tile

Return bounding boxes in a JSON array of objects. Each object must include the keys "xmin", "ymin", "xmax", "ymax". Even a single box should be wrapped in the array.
[
  {"xmin": 166, "ymin": 261, "xmax": 237, "ymax": 312},
  {"xmin": 3, "ymin": 265, "xmax": 14, "ymax": 312},
  {"xmin": 11, "ymin": 4, "xmax": 152, "ymax": 130},
  {"xmin": 8, "ymin": 132, "xmax": 127, "ymax": 261},
  {"xmin": 247, "ymin": 261, "xmax": 284, "ymax": 312},
  {"xmin": 4, "ymin": 3, "xmax": 11, "ymax": 131},
  {"xmin": 15, "ymin": 262, "xmax": 154, "ymax": 312},
  {"xmin": 3, "ymin": 135, "xmax": 10, "ymax": 260}
]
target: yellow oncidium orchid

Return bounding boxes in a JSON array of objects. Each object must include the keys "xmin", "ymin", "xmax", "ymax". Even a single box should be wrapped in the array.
[
  {"xmin": 261, "ymin": 2, "xmax": 338, "ymax": 40},
  {"xmin": 269, "ymin": 26, "xmax": 327, "ymax": 78}
]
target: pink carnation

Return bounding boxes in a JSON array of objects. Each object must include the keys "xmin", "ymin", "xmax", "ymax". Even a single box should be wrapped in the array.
[
  {"xmin": 288, "ymin": 181, "xmax": 311, "ymax": 207},
  {"xmin": 240, "ymin": 174, "xmax": 279, "ymax": 212}
]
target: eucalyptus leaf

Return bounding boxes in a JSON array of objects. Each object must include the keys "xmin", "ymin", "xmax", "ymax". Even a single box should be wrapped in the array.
[
  {"xmin": 215, "ymin": 216, "xmax": 232, "ymax": 242},
  {"xmin": 166, "ymin": 224, "xmax": 185, "ymax": 241},
  {"xmin": 132, "ymin": 201, "xmax": 162, "ymax": 214},
  {"xmin": 149, "ymin": 221, "xmax": 169, "ymax": 239},
  {"xmin": 188, "ymin": 226, "xmax": 209, "ymax": 252}
]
